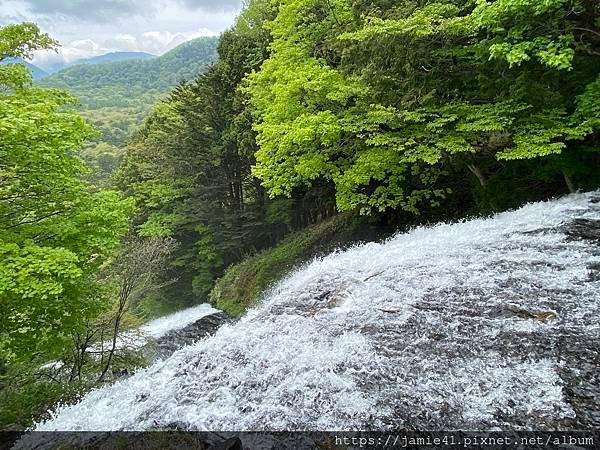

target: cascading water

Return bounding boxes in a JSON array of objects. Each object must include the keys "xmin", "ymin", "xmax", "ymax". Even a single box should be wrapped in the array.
[
  {"xmin": 35, "ymin": 192, "xmax": 600, "ymax": 431},
  {"xmin": 98, "ymin": 303, "xmax": 220, "ymax": 352}
]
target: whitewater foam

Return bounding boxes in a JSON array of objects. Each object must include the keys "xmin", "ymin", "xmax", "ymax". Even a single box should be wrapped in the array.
[{"xmin": 36, "ymin": 192, "xmax": 600, "ymax": 431}]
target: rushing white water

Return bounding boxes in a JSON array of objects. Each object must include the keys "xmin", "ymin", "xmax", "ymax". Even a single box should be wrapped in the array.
[
  {"xmin": 39, "ymin": 304, "xmax": 218, "ymax": 372},
  {"xmin": 141, "ymin": 303, "xmax": 219, "ymax": 339},
  {"xmin": 103, "ymin": 303, "xmax": 220, "ymax": 351},
  {"xmin": 36, "ymin": 192, "xmax": 600, "ymax": 431}
]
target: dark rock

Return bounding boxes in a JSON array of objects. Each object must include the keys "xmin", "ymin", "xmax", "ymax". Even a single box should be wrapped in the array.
[
  {"xmin": 111, "ymin": 368, "xmax": 130, "ymax": 378},
  {"xmin": 154, "ymin": 312, "xmax": 230, "ymax": 360},
  {"xmin": 563, "ymin": 218, "xmax": 600, "ymax": 243},
  {"xmin": 588, "ymin": 262, "xmax": 600, "ymax": 282},
  {"xmin": 209, "ymin": 437, "xmax": 243, "ymax": 450}
]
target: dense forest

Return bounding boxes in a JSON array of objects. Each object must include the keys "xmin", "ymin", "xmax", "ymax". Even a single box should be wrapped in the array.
[
  {"xmin": 1, "ymin": 0, "xmax": 599, "ymax": 430},
  {"xmin": 119, "ymin": 0, "xmax": 600, "ymax": 311},
  {"xmin": 37, "ymin": 37, "xmax": 219, "ymax": 186}
]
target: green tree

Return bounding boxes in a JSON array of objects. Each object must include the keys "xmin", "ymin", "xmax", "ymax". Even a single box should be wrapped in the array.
[
  {"xmin": 115, "ymin": 0, "xmax": 337, "ymax": 307},
  {"xmin": 246, "ymin": 0, "xmax": 600, "ymax": 214},
  {"xmin": 0, "ymin": 23, "xmax": 134, "ymax": 362}
]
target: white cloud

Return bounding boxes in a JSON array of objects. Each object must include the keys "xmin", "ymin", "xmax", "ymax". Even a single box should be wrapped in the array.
[
  {"xmin": 106, "ymin": 28, "xmax": 218, "ymax": 55},
  {"xmin": 108, "ymin": 34, "xmax": 139, "ymax": 52},
  {"xmin": 2, "ymin": 0, "xmax": 242, "ymax": 22},
  {"xmin": 31, "ymin": 28, "xmax": 220, "ymax": 69},
  {"xmin": 33, "ymin": 40, "xmax": 109, "ymax": 68},
  {"xmin": 1, "ymin": 0, "xmax": 240, "ymax": 70}
]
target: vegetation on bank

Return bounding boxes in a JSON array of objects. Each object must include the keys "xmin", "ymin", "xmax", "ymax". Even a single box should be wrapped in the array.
[
  {"xmin": 120, "ymin": 0, "xmax": 599, "ymax": 314},
  {"xmin": 0, "ymin": 24, "xmax": 178, "ymax": 429},
  {"xmin": 211, "ymin": 213, "xmax": 358, "ymax": 317}
]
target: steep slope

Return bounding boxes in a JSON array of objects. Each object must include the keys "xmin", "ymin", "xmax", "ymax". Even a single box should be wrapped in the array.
[
  {"xmin": 1, "ymin": 58, "xmax": 48, "ymax": 79},
  {"xmin": 36, "ymin": 192, "xmax": 600, "ymax": 431}
]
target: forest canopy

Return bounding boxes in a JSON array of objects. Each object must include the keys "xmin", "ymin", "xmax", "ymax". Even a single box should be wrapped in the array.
[{"xmin": 245, "ymin": 0, "xmax": 600, "ymax": 214}]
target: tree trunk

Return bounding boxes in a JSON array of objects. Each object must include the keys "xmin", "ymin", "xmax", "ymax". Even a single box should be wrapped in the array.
[
  {"xmin": 563, "ymin": 170, "xmax": 575, "ymax": 193},
  {"xmin": 98, "ymin": 286, "xmax": 129, "ymax": 383},
  {"xmin": 467, "ymin": 164, "xmax": 487, "ymax": 187},
  {"xmin": 97, "ymin": 313, "xmax": 121, "ymax": 383}
]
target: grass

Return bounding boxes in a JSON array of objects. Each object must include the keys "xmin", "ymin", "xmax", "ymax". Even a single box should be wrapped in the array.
[{"xmin": 209, "ymin": 212, "xmax": 377, "ymax": 317}]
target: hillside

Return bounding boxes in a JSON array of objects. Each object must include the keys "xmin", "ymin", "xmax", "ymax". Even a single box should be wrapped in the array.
[
  {"xmin": 39, "ymin": 37, "xmax": 219, "ymax": 109},
  {"xmin": 36, "ymin": 36, "xmax": 219, "ymax": 160},
  {"xmin": 37, "ymin": 52, "xmax": 155, "ymax": 75},
  {"xmin": 1, "ymin": 57, "xmax": 48, "ymax": 79},
  {"xmin": 71, "ymin": 51, "xmax": 155, "ymax": 66}
]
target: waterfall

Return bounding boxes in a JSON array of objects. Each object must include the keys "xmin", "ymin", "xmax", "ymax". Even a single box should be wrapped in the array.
[
  {"xmin": 35, "ymin": 192, "xmax": 600, "ymax": 431},
  {"xmin": 102, "ymin": 303, "xmax": 220, "ymax": 351}
]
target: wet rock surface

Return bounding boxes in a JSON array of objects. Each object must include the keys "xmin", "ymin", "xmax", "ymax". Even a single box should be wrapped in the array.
[
  {"xmin": 564, "ymin": 218, "xmax": 600, "ymax": 243},
  {"xmin": 154, "ymin": 312, "xmax": 230, "ymax": 360},
  {"xmin": 35, "ymin": 192, "xmax": 600, "ymax": 432}
]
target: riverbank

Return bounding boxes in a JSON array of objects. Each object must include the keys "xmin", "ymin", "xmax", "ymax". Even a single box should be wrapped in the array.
[{"xmin": 210, "ymin": 212, "xmax": 399, "ymax": 317}]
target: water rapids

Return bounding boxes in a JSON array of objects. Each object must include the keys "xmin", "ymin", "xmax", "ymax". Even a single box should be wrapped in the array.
[{"xmin": 35, "ymin": 192, "xmax": 600, "ymax": 431}]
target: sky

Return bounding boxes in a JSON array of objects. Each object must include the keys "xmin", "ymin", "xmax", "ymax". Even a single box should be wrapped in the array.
[{"xmin": 0, "ymin": 0, "xmax": 244, "ymax": 69}]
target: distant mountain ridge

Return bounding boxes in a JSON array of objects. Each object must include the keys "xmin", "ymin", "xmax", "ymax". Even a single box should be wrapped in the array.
[
  {"xmin": 1, "ymin": 57, "xmax": 48, "ymax": 79},
  {"xmin": 39, "ymin": 37, "xmax": 219, "ymax": 102},
  {"xmin": 41, "ymin": 51, "xmax": 156, "ymax": 74},
  {"xmin": 70, "ymin": 51, "xmax": 156, "ymax": 66}
]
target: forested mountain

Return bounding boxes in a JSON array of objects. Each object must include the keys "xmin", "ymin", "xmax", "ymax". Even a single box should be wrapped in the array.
[
  {"xmin": 70, "ymin": 51, "xmax": 155, "ymax": 66},
  {"xmin": 39, "ymin": 37, "xmax": 218, "ymax": 109},
  {"xmin": 32, "ymin": 52, "xmax": 155, "ymax": 76},
  {"xmin": 36, "ymin": 36, "xmax": 219, "ymax": 181},
  {"xmin": 0, "ymin": 57, "xmax": 47, "ymax": 79}
]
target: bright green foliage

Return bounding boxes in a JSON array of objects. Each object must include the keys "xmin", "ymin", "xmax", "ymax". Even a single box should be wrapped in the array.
[
  {"xmin": 0, "ymin": 23, "xmax": 134, "ymax": 361},
  {"xmin": 573, "ymin": 75, "xmax": 600, "ymax": 133},
  {"xmin": 247, "ymin": 0, "xmax": 600, "ymax": 213},
  {"xmin": 343, "ymin": 0, "xmax": 577, "ymax": 69},
  {"xmin": 0, "ymin": 22, "xmax": 57, "ymax": 61},
  {"xmin": 246, "ymin": 0, "xmax": 448, "ymax": 213},
  {"xmin": 116, "ymin": 0, "xmax": 341, "ymax": 307}
]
